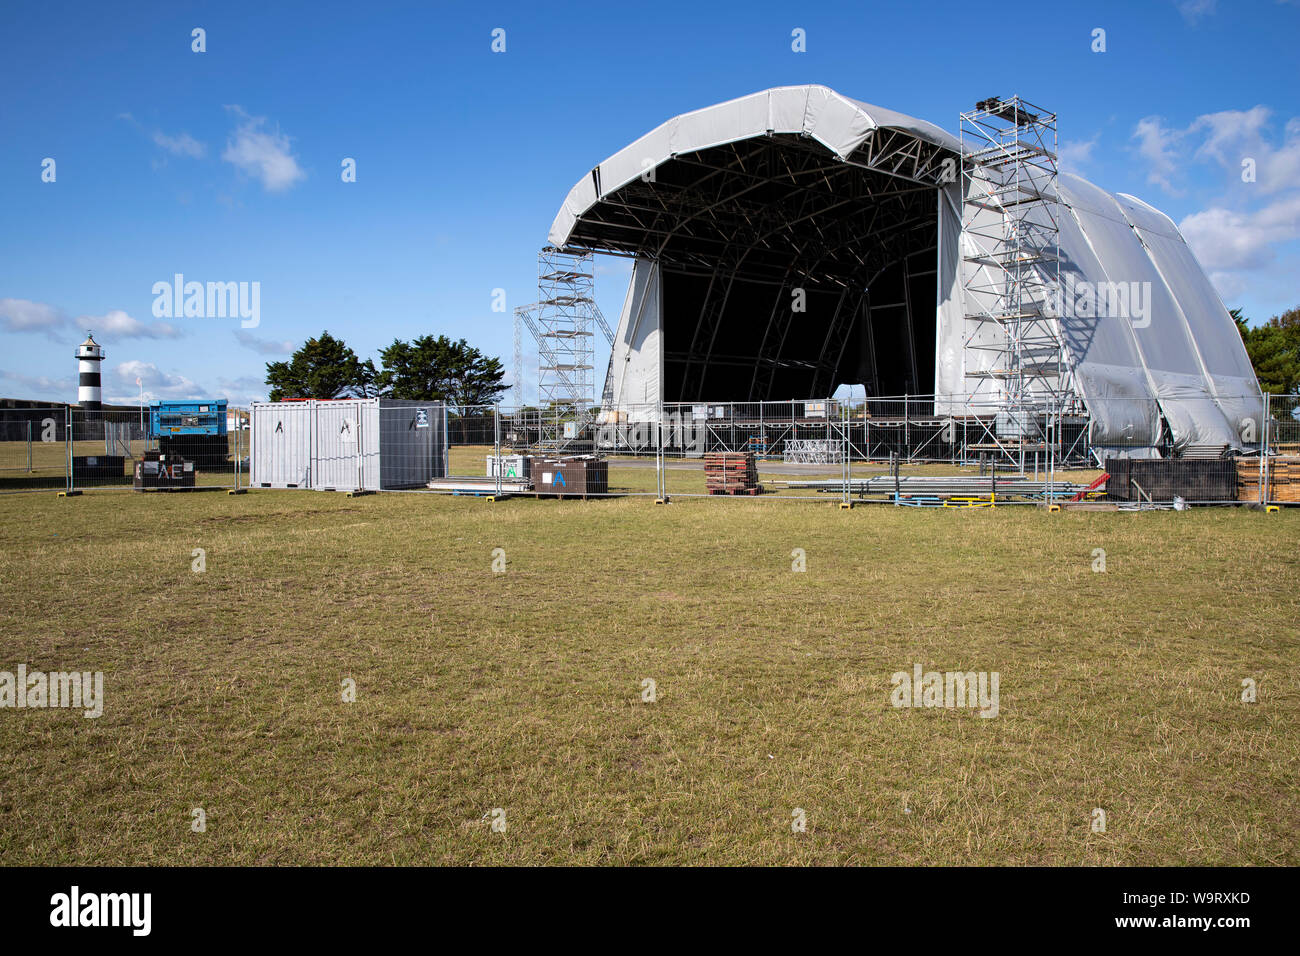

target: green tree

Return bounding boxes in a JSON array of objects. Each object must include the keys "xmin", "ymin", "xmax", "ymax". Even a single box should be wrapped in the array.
[
  {"xmin": 376, "ymin": 334, "xmax": 507, "ymax": 408},
  {"xmin": 356, "ymin": 358, "xmax": 381, "ymax": 398},
  {"xmin": 265, "ymin": 331, "xmax": 373, "ymax": 401},
  {"xmin": 1234, "ymin": 305, "xmax": 1300, "ymax": 395}
]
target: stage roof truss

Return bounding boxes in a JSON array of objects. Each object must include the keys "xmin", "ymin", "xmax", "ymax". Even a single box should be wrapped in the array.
[{"xmin": 562, "ymin": 129, "xmax": 956, "ymax": 287}]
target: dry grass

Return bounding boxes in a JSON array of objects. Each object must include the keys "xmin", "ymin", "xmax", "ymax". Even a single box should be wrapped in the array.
[{"xmin": 0, "ymin": 487, "xmax": 1296, "ymax": 865}]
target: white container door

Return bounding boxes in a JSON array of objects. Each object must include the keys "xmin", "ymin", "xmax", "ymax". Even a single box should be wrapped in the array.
[
  {"xmin": 250, "ymin": 402, "xmax": 310, "ymax": 488},
  {"xmin": 312, "ymin": 400, "xmax": 379, "ymax": 490}
]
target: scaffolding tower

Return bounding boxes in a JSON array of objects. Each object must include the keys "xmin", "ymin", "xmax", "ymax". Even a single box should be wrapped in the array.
[
  {"xmin": 959, "ymin": 97, "xmax": 1074, "ymax": 454},
  {"xmin": 513, "ymin": 247, "xmax": 614, "ymax": 444}
]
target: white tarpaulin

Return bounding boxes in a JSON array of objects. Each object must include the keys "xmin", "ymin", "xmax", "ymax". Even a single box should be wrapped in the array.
[
  {"xmin": 550, "ymin": 85, "xmax": 959, "ymax": 248},
  {"xmin": 606, "ymin": 258, "xmax": 663, "ymax": 417},
  {"xmin": 552, "ymin": 85, "xmax": 1263, "ymax": 456}
]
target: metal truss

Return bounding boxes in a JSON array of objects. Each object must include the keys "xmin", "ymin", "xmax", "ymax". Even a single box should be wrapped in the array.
[
  {"xmin": 513, "ymin": 247, "xmax": 615, "ymax": 419},
  {"xmin": 959, "ymin": 96, "xmax": 1077, "ymax": 464},
  {"xmin": 563, "ymin": 132, "xmax": 952, "ymax": 285}
]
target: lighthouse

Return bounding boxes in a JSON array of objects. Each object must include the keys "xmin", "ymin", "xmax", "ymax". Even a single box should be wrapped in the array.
[{"xmin": 76, "ymin": 332, "xmax": 104, "ymax": 412}]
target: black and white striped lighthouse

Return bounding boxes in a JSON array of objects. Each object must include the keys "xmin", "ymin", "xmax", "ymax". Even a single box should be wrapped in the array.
[{"xmin": 76, "ymin": 332, "xmax": 104, "ymax": 412}]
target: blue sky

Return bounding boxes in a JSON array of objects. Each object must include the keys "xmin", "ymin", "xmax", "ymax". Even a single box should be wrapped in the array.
[{"xmin": 2, "ymin": 0, "xmax": 1298, "ymax": 405}]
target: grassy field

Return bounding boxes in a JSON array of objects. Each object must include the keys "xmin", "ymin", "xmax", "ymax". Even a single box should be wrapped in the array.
[{"xmin": 0, "ymin": 488, "xmax": 1296, "ymax": 865}]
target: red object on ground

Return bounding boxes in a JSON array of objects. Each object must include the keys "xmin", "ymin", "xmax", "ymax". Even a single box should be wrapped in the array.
[{"xmin": 1073, "ymin": 472, "xmax": 1110, "ymax": 501}]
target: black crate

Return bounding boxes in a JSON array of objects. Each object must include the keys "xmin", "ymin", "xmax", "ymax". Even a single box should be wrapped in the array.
[
  {"xmin": 533, "ymin": 457, "xmax": 608, "ymax": 496},
  {"xmin": 72, "ymin": 455, "xmax": 128, "ymax": 481},
  {"xmin": 133, "ymin": 454, "xmax": 197, "ymax": 491}
]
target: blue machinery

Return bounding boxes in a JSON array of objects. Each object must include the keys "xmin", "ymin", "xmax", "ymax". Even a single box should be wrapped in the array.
[
  {"xmin": 148, "ymin": 400, "xmax": 231, "ymax": 468},
  {"xmin": 148, "ymin": 400, "xmax": 228, "ymax": 438}
]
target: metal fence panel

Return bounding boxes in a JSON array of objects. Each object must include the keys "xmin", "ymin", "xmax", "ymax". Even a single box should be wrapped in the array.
[
  {"xmin": 0, "ymin": 408, "xmax": 68, "ymax": 493},
  {"xmin": 2, "ymin": 390, "xmax": 1286, "ymax": 506},
  {"xmin": 1261, "ymin": 393, "xmax": 1300, "ymax": 506},
  {"xmin": 378, "ymin": 399, "xmax": 445, "ymax": 489},
  {"xmin": 46, "ymin": 406, "xmax": 242, "ymax": 493}
]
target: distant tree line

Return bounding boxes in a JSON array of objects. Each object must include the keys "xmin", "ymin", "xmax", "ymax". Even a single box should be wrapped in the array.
[
  {"xmin": 265, "ymin": 331, "xmax": 507, "ymax": 408},
  {"xmin": 1233, "ymin": 304, "xmax": 1300, "ymax": 395}
]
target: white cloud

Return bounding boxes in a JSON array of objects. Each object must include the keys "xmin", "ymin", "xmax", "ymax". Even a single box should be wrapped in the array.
[
  {"xmin": 1155, "ymin": 104, "xmax": 1300, "ymax": 304},
  {"xmin": 1132, "ymin": 116, "xmax": 1185, "ymax": 194},
  {"xmin": 1179, "ymin": 193, "xmax": 1300, "ymax": 271},
  {"xmin": 1191, "ymin": 105, "xmax": 1270, "ymax": 161},
  {"xmin": 118, "ymin": 113, "xmax": 207, "ymax": 162},
  {"xmin": 234, "ymin": 329, "xmax": 293, "ymax": 355},
  {"xmin": 1058, "ymin": 135, "xmax": 1099, "ymax": 174},
  {"xmin": 1189, "ymin": 106, "xmax": 1300, "ymax": 194},
  {"xmin": 110, "ymin": 360, "xmax": 203, "ymax": 402},
  {"xmin": 0, "ymin": 367, "xmax": 76, "ymax": 397},
  {"xmin": 0, "ymin": 297, "xmax": 66, "ymax": 335},
  {"xmin": 152, "ymin": 130, "xmax": 206, "ymax": 158},
  {"xmin": 221, "ymin": 106, "xmax": 306, "ymax": 192},
  {"xmin": 0, "ymin": 300, "xmax": 182, "ymax": 341},
  {"xmin": 1206, "ymin": 270, "xmax": 1248, "ymax": 302},
  {"xmin": 1178, "ymin": 0, "xmax": 1217, "ymax": 24},
  {"xmin": 83, "ymin": 309, "xmax": 181, "ymax": 340},
  {"xmin": 1134, "ymin": 105, "xmax": 1300, "ymax": 196}
]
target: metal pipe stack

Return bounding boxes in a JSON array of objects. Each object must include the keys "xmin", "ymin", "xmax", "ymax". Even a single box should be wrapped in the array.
[{"xmin": 786, "ymin": 474, "xmax": 1087, "ymax": 499}]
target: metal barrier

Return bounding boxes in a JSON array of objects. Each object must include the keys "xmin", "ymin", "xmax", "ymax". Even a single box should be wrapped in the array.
[
  {"xmin": 0, "ymin": 406, "xmax": 245, "ymax": 495},
  {"xmin": 0, "ymin": 408, "xmax": 68, "ymax": 492},
  {"xmin": 1258, "ymin": 393, "xmax": 1300, "ymax": 507},
  {"xmin": 5, "ymin": 391, "xmax": 1288, "ymax": 507},
  {"xmin": 430, "ymin": 405, "xmax": 661, "ymax": 499}
]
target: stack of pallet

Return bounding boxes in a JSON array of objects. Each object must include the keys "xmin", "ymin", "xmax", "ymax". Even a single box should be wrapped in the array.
[
  {"xmin": 1238, "ymin": 457, "xmax": 1300, "ymax": 503},
  {"xmin": 704, "ymin": 452, "xmax": 761, "ymax": 495},
  {"xmin": 1278, "ymin": 459, "xmax": 1300, "ymax": 501}
]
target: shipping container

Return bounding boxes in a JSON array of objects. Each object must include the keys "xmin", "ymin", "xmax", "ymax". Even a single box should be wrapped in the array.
[
  {"xmin": 250, "ymin": 400, "xmax": 311, "ymax": 488},
  {"xmin": 250, "ymin": 399, "xmax": 446, "ymax": 491}
]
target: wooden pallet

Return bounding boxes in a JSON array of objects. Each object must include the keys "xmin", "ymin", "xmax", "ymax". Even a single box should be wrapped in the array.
[
  {"xmin": 704, "ymin": 452, "xmax": 761, "ymax": 494},
  {"xmin": 1238, "ymin": 457, "xmax": 1300, "ymax": 502}
]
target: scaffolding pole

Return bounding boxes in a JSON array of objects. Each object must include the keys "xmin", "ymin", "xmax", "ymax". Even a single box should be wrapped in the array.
[
  {"xmin": 513, "ymin": 246, "xmax": 615, "ymax": 448},
  {"xmin": 959, "ymin": 96, "xmax": 1076, "ymax": 468}
]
